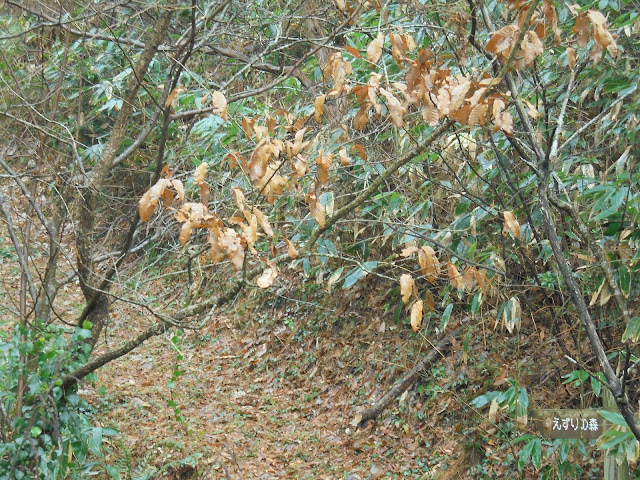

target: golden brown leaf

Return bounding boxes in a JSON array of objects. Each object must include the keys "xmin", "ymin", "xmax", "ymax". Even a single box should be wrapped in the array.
[
  {"xmin": 171, "ymin": 179, "xmax": 185, "ymax": 203},
  {"xmin": 567, "ymin": 47, "xmax": 577, "ymax": 69},
  {"xmin": 400, "ymin": 246, "xmax": 419, "ymax": 257},
  {"xmin": 165, "ymin": 86, "xmax": 186, "ymax": 109},
  {"xmin": 344, "ymin": 45, "xmax": 362, "ymax": 58},
  {"xmin": 400, "ymin": 273, "xmax": 415, "ymax": 304},
  {"xmin": 542, "ymin": 0, "xmax": 561, "ymax": 44},
  {"xmin": 179, "ymin": 221, "xmax": 193, "ymax": 246},
  {"xmin": 209, "ymin": 229, "xmax": 225, "ymax": 263},
  {"xmin": 138, "ymin": 178, "xmax": 170, "ymax": 222},
  {"xmin": 285, "ymin": 238, "xmax": 298, "ymax": 259},
  {"xmin": 220, "ymin": 227, "xmax": 244, "ymax": 271},
  {"xmin": 257, "ymin": 261, "xmax": 278, "ymax": 289},
  {"xmin": 200, "ymin": 183, "xmax": 210, "ymax": 205},
  {"xmin": 447, "ymin": 262, "xmax": 463, "ymax": 289},
  {"xmin": 410, "ymin": 300, "xmax": 423, "ymax": 332},
  {"xmin": 253, "ymin": 208, "xmax": 274, "ymax": 238},
  {"xmin": 486, "ymin": 24, "xmax": 520, "ymax": 56},
  {"xmin": 517, "ymin": 31, "xmax": 544, "ymax": 69},
  {"xmin": 424, "ymin": 290, "xmax": 435, "ymax": 312},
  {"xmin": 354, "ymin": 103, "xmax": 370, "ymax": 130},
  {"xmin": 468, "ymin": 103, "xmax": 489, "ymax": 126},
  {"xmin": 194, "ymin": 162, "xmax": 208, "ymax": 185},
  {"xmin": 503, "ymin": 210, "xmax": 521, "ymax": 239},
  {"xmin": 353, "ymin": 144, "xmax": 367, "ymax": 160},
  {"xmin": 379, "ymin": 88, "xmax": 406, "ymax": 128},
  {"xmin": 366, "ymin": 32, "xmax": 385, "ymax": 64},
  {"xmin": 161, "ymin": 188, "xmax": 174, "ymax": 210},
  {"xmin": 338, "ymin": 147, "xmax": 351, "ymax": 166},
  {"xmin": 316, "ymin": 150, "xmax": 333, "ymax": 186},
  {"xmin": 233, "ymin": 187, "xmax": 247, "ymax": 212},
  {"xmin": 418, "ymin": 245, "xmax": 440, "ymax": 281},
  {"xmin": 588, "ymin": 10, "xmax": 618, "ymax": 61},
  {"xmin": 211, "ymin": 90, "xmax": 228, "ymax": 121},
  {"xmin": 314, "ymin": 95, "xmax": 326, "ymax": 124}
]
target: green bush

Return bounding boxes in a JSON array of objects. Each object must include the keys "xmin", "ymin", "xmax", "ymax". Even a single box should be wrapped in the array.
[{"xmin": 0, "ymin": 322, "xmax": 116, "ymax": 479}]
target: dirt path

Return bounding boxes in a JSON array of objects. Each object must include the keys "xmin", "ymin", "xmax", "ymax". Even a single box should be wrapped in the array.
[{"xmin": 86, "ymin": 312, "xmax": 449, "ymax": 480}]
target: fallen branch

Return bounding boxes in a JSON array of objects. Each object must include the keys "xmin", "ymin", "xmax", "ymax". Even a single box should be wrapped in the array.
[{"xmin": 356, "ymin": 327, "xmax": 463, "ymax": 428}]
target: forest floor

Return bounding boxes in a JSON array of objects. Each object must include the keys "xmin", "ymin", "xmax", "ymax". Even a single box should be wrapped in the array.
[{"xmin": 83, "ymin": 274, "xmax": 503, "ymax": 480}]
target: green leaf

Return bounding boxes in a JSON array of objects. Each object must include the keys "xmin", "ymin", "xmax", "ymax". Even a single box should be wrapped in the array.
[
  {"xmin": 440, "ymin": 303, "xmax": 453, "ymax": 331},
  {"xmin": 618, "ymin": 265, "xmax": 631, "ymax": 297},
  {"xmin": 599, "ymin": 409, "xmax": 627, "ymax": 426},
  {"xmin": 518, "ymin": 437, "xmax": 541, "ymax": 470},
  {"xmin": 88, "ymin": 427, "xmax": 103, "ymax": 456},
  {"xmin": 598, "ymin": 430, "xmax": 632, "ymax": 450},
  {"xmin": 342, "ymin": 267, "xmax": 364, "ymax": 288},
  {"xmin": 591, "ymin": 372, "xmax": 605, "ymax": 397},
  {"xmin": 470, "ymin": 391, "xmax": 500, "ymax": 408},
  {"xmin": 622, "ymin": 316, "xmax": 640, "ymax": 342}
]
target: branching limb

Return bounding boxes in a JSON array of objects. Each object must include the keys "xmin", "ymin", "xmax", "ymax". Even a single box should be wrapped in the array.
[{"xmin": 356, "ymin": 327, "xmax": 464, "ymax": 428}]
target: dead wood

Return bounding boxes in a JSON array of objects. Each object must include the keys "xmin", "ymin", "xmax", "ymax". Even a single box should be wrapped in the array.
[{"xmin": 356, "ymin": 327, "xmax": 464, "ymax": 428}]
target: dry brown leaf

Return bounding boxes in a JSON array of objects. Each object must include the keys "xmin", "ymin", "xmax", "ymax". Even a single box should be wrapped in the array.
[
  {"xmin": 400, "ymin": 273, "xmax": 415, "ymax": 304},
  {"xmin": 353, "ymin": 144, "xmax": 367, "ymax": 160},
  {"xmin": 567, "ymin": 47, "xmax": 577, "ymax": 69},
  {"xmin": 138, "ymin": 178, "xmax": 170, "ymax": 222},
  {"xmin": 462, "ymin": 267, "xmax": 477, "ymax": 290},
  {"xmin": 307, "ymin": 192, "xmax": 326, "ymax": 227},
  {"xmin": 179, "ymin": 221, "xmax": 193, "ymax": 246},
  {"xmin": 338, "ymin": 147, "xmax": 351, "ymax": 166},
  {"xmin": 422, "ymin": 97, "xmax": 439, "ymax": 127},
  {"xmin": 165, "ymin": 86, "xmax": 186, "ymax": 109},
  {"xmin": 379, "ymin": 88, "xmax": 406, "ymax": 128},
  {"xmin": 220, "ymin": 227, "xmax": 245, "ymax": 271},
  {"xmin": 517, "ymin": 31, "xmax": 544, "ymax": 69},
  {"xmin": 316, "ymin": 150, "xmax": 333, "ymax": 185},
  {"xmin": 542, "ymin": 0, "xmax": 562, "ymax": 44},
  {"xmin": 493, "ymin": 99, "xmax": 513, "ymax": 135},
  {"xmin": 344, "ymin": 45, "xmax": 362, "ymax": 58},
  {"xmin": 588, "ymin": 10, "xmax": 618, "ymax": 61},
  {"xmin": 233, "ymin": 187, "xmax": 247, "ymax": 212},
  {"xmin": 161, "ymin": 188, "xmax": 174, "ymax": 210},
  {"xmin": 366, "ymin": 32, "xmax": 385, "ymax": 64},
  {"xmin": 503, "ymin": 210, "xmax": 521, "ymax": 239},
  {"xmin": 468, "ymin": 103, "xmax": 489, "ymax": 126},
  {"xmin": 486, "ymin": 24, "xmax": 520, "ymax": 56},
  {"xmin": 211, "ymin": 90, "xmax": 228, "ymax": 121},
  {"xmin": 194, "ymin": 162, "xmax": 208, "ymax": 185},
  {"xmin": 171, "ymin": 179, "xmax": 185, "ymax": 203},
  {"xmin": 400, "ymin": 246, "xmax": 419, "ymax": 257},
  {"xmin": 253, "ymin": 208, "xmax": 274, "ymax": 238},
  {"xmin": 314, "ymin": 95, "xmax": 326, "ymax": 124},
  {"xmin": 285, "ymin": 238, "xmax": 298, "ymax": 259},
  {"xmin": 418, "ymin": 245, "xmax": 440, "ymax": 281},
  {"xmin": 424, "ymin": 290, "xmax": 435, "ymax": 312},
  {"xmin": 475, "ymin": 269, "xmax": 490, "ymax": 294},
  {"xmin": 354, "ymin": 103, "xmax": 370, "ymax": 130},
  {"xmin": 257, "ymin": 261, "xmax": 278, "ymax": 289},
  {"xmin": 447, "ymin": 262, "xmax": 463, "ymax": 289},
  {"xmin": 410, "ymin": 300, "xmax": 423, "ymax": 332},
  {"xmin": 449, "ymin": 77, "xmax": 471, "ymax": 113},
  {"xmin": 574, "ymin": 12, "xmax": 591, "ymax": 48}
]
